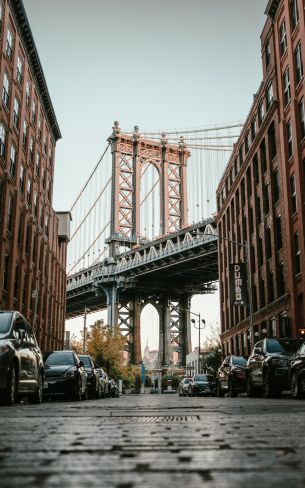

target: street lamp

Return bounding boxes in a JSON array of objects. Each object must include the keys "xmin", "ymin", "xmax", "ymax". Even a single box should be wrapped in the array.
[
  {"xmin": 191, "ymin": 312, "xmax": 206, "ymax": 374},
  {"xmin": 83, "ymin": 306, "xmax": 90, "ymax": 354}
]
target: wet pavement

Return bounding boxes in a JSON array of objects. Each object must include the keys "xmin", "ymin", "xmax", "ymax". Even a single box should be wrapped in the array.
[{"xmin": 0, "ymin": 393, "xmax": 305, "ymax": 487}]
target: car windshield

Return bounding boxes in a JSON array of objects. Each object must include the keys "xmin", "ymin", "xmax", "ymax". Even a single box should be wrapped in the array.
[
  {"xmin": 0, "ymin": 312, "xmax": 12, "ymax": 335},
  {"xmin": 44, "ymin": 352, "xmax": 75, "ymax": 366},
  {"xmin": 194, "ymin": 374, "xmax": 208, "ymax": 381},
  {"xmin": 79, "ymin": 356, "xmax": 92, "ymax": 367},
  {"xmin": 232, "ymin": 356, "xmax": 247, "ymax": 366},
  {"xmin": 266, "ymin": 339, "xmax": 303, "ymax": 354},
  {"xmin": 183, "ymin": 378, "xmax": 191, "ymax": 384}
]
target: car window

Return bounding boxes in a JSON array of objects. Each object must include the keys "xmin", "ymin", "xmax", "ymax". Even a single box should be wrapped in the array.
[
  {"xmin": 13, "ymin": 317, "xmax": 26, "ymax": 340},
  {"xmin": 266, "ymin": 339, "xmax": 303, "ymax": 354},
  {"xmin": 232, "ymin": 356, "xmax": 247, "ymax": 366},
  {"xmin": 44, "ymin": 352, "xmax": 75, "ymax": 366},
  {"xmin": 194, "ymin": 374, "xmax": 208, "ymax": 381},
  {"xmin": 0, "ymin": 312, "xmax": 12, "ymax": 335},
  {"xmin": 184, "ymin": 378, "xmax": 190, "ymax": 384},
  {"xmin": 25, "ymin": 322, "xmax": 36, "ymax": 345},
  {"xmin": 79, "ymin": 356, "xmax": 92, "ymax": 367}
]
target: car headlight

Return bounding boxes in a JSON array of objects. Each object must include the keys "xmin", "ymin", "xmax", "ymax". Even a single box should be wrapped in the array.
[
  {"xmin": 64, "ymin": 370, "xmax": 75, "ymax": 378},
  {"xmin": 271, "ymin": 358, "xmax": 288, "ymax": 367}
]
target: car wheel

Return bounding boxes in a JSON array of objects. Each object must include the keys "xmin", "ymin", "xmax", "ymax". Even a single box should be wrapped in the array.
[
  {"xmin": 290, "ymin": 372, "xmax": 304, "ymax": 399},
  {"xmin": 29, "ymin": 373, "xmax": 43, "ymax": 404},
  {"xmin": 216, "ymin": 382, "xmax": 224, "ymax": 397},
  {"xmin": 3, "ymin": 366, "xmax": 17, "ymax": 406},
  {"xmin": 73, "ymin": 379, "xmax": 82, "ymax": 401},
  {"xmin": 228, "ymin": 379, "xmax": 237, "ymax": 398},
  {"xmin": 246, "ymin": 375, "xmax": 258, "ymax": 398},
  {"xmin": 262, "ymin": 371, "xmax": 277, "ymax": 398}
]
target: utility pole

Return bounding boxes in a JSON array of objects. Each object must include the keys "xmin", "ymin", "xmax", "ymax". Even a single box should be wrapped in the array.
[{"xmin": 191, "ymin": 314, "xmax": 206, "ymax": 374}]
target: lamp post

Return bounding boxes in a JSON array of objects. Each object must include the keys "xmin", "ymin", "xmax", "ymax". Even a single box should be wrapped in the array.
[
  {"xmin": 191, "ymin": 312, "xmax": 206, "ymax": 374},
  {"xmin": 83, "ymin": 306, "xmax": 89, "ymax": 354}
]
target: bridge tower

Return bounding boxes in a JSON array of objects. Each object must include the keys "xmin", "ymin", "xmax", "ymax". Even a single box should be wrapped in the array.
[{"xmin": 100, "ymin": 122, "xmax": 192, "ymax": 366}]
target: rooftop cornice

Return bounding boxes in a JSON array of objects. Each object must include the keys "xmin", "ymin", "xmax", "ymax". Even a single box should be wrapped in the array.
[
  {"xmin": 265, "ymin": 0, "xmax": 282, "ymax": 19},
  {"xmin": 9, "ymin": 0, "xmax": 62, "ymax": 141}
]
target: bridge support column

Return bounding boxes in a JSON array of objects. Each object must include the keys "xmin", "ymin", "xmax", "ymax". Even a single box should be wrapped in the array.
[
  {"xmin": 180, "ymin": 296, "xmax": 192, "ymax": 365},
  {"xmin": 99, "ymin": 284, "xmax": 119, "ymax": 333},
  {"xmin": 158, "ymin": 296, "xmax": 172, "ymax": 367},
  {"xmin": 132, "ymin": 298, "xmax": 142, "ymax": 365}
]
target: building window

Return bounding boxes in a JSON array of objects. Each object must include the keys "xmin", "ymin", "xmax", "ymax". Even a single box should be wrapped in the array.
[
  {"xmin": 283, "ymin": 67, "xmax": 291, "ymax": 106},
  {"xmin": 266, "ymin": 81, "xmax": 273, "ymax": 110},
  {"xmin": 13, "ymin": 98, "xmax": 20, "ymax": 129},
  {"xmin": 251, "ymin": 118, "xmax": 256, "ymax": 141},
  {"xmin": 22, "ymin": 120, "xmax": 27, "ymax": 147},
  {"xmin": 34, "ymin": 191, "xmax": 38, "ymax": 218},
  {"xmin": 294, "ymin": 232, "xmax": 301, "ymax": 274},
  {"xmin": 287, "ymin": 120, "xmax": 293, "ymax": 159},
  {"xmin": 260, "ymin": 138, "xmax": 267, "ymax": 173},
  {"xmin": 32, "ymin": 100, "xmax": 36, "ymax": 124},
  {"xmin": 260, "ymin": 277, "xmax": 266, "ymax": 308},
  {"xmin": 6, "ymin": 29, "xmax": 13, "ymax": 60},
  {"xmin": 49, "ymin": 147, "xmax": 53, "ymax": 167},
  {"xmin": 7, "ymin": 194, "xmax": 13, "ymax": 233},
  {"xmin": 290, "ymin": 174, "xmax": 297, "ymax": 213},
  {"xmin": 265, "ymin": 40, "xmax": 271, "ymax": 68},
  {"xmin": 19, "ymin": 165, "xmax": 24, "ymax": 193},
  {"xmin": 268, "ymin": 122, "xmax": 277, "ymax": 160},
  {"xmin": 16, "ymin": 56, "xmax": 23, "ymax": 85},
  {"xmin": 279, "ymin": 20, "xmax": 287, "ymax": 56},
  {"xmin": 258, "ymin": 101, "xmax": 265, "ymax": 126},
  {"xmin": 43, "ymin": 136, "xmax": 47, "ymax": 154},
  {"xmin": 38, "ymin": 117, "xmax": 42, "ymax": 140},
  {"xmin": 266, "ymin": 227, "xmax": 272, "ymax": 259},
  {"xmin": 29, "ymin": 138, "xmax": 34, "ymax": 165},
  {"xmin": 263, "ymin": 183, "xmax": 270, "ymax": 215},
  {"xmin": 25, "ymin": 81, "xmax": 30, "ymax": 106},
  {"xmin": 2, "ymin": 72, "xmax": 10, "ymax": 108},
  {"xmin": 245, "ymin": 131, "xmax": 250, "ymax": 154},
  {"xmin": 9, "ymin": 145, "xmax": 16, "ymax": 178},
  {"xmin": 45, "ymin": 215, "xmax": 49, "ymax": 237},
  {"xmin": 256, "ymin": 195, "xmax": 262, "ymax": 223},
  {"xmin": 298, "ymin": 98, "xmax": 305, "ymax": 139},
  {"xmin": 275, "ymin": 215, "xmax": 282, "ymax": 250},
  {"xmin": 277, "ymin": 262, "xmax": 285, "ymax": 296},
  {"xmin": 258, "ymin": 237, "xmax": 263, "ymax": 267},
  {"xmin": 14, "ymin": 263, "xmax": 19, "ymax": 299},
  {"xmin": 47, "ymin": 180, "xmax": 52, "ymax": 202},
  {"xmin": 295, "ymin": 42, "xmax": 303, "ymax": 84},
  {"xmin": 27, "ymin": 178, "xmax": 32, "ymax": 207},
  {"xmin": 0, "ymin": 123, "xmax": 6, "ymax": 158},
  {"xmin": 268, "ymin": 270, "xmax": 274, "ymax": 303},
  {"xmin": 253, "ymin": 154, "xmax": 259, "ymax": 185},
  {"xmin": 290, "ymin": 0, "xmax": 299, "ymax": 31},
  {"xmin": 36, "ymin": 152, "xmax": 40, "ymax": 177},
  {"xmin": 272, "ymin": 169, "xmax": 280, "ymax": 202},
  {"xmin": 3, "ymin": 253, "xmax": 9, "ymax": 291}
]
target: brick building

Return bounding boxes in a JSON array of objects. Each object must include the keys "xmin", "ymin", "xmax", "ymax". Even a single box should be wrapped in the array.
[
  {"xmin": 0, "ymin": 0, "xmax": 70, "ymax": 350},
  {"xmin": 216, "ymin": 0, "xmax": 305, "ymax": 356}
]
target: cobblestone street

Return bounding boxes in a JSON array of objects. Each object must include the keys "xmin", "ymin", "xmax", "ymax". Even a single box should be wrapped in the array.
[{"xmin": 0, "ymin": 394, "xmax": 305, "ymax": 488}]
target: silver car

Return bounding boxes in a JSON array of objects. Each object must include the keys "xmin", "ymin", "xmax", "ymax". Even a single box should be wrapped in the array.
[{"xmin": 178, "ymin": 377, "xmax": 192, "ymax": 397}]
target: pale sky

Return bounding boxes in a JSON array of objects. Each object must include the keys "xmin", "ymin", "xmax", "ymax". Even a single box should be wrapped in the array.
[{"xmin": 23, "ymin": 0, "xmax": 268, "ymax": 352}]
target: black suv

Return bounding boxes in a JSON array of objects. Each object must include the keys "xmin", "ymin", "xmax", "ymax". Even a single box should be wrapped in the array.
[
  {"xmin": 247, "ymin": 338, "xmax": 303, "ymax": 398},
  {"xmin": 288, "ymin": 342, "xmax": 305, "ymax": 399},
  {"xmin": 216, "ymin": 355, "xmax": 247, "ymax": 397},
  {"xmin": 78, "ymin": 355, "xmax": 102, "ymax": 399},
  {"xmin": 0, "ymin": 311, "xmax": 44, "ymax": 405}
]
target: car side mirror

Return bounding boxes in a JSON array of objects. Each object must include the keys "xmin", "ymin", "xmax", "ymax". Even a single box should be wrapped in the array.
[
  {"xmin": 79, "ymin": 360, "xmax": 84, "ymax": 368},
  {"xmin": 18, "ymin": 329, "xmax": 26, "ymax": 346},
  {"xmin": 254, "ymin": 347, "xmax": 263, "ymax": 355}
]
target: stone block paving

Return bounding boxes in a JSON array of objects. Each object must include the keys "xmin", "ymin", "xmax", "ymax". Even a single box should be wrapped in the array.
[{"xmin": 0, "ymin": 394, "xmax": 305, "ymax": 487}]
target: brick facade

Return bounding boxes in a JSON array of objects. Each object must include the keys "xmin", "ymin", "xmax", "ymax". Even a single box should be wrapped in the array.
[
  {"xmin": 0, "ymin": 0, "xmax": 68, "ymax": 351},
  {"xmin": 216, "ymin": 0, "xmax": 305, "ymax": 356}
]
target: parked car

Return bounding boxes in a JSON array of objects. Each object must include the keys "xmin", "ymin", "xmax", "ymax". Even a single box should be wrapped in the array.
[
  {"xmin": 108, "ymin": 377, "xmax": 119, "ymax": 398},
  {"xmin": 178, "ymin": 377, "xmax": 192, "ymax": 397},
  {"xmin": 43, "ymin": 351, "xmax": 87, "ymax": 401},
  {"xmin": 216, "ymin": 355, "xmax": 247, "ymax": 397},
  {"xmin": 96, "ymin": 367, "xmax": 109, "ymax": 397},
  {"xmin": 0, "ymin": 311, "xmax": 44, "ymax": 405},
  {"xmin": 188, "ymin": 374, "xmax": 213, "ymax": 396},
  {"xmin": 289, "ymin": 341, "xmax": 305, "ymax": 399},
  {"xmin": 78, "ymin": 355, "xmax": 102, "ymax": 399},
  {"xmin": 247, "ymin": 338, "xmax": 304, "ymax": 398}
]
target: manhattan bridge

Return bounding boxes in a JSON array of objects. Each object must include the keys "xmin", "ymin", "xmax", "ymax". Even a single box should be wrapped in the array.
[{"xmin": 66, "ymin": 121, "xmax": 242, "ymax": 366}]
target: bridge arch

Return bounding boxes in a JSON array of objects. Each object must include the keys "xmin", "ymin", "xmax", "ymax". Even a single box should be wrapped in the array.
[
  {"xmin": 140, "ymin": 163, "xmax": 160, "ymax": 240},
  {"xmin": 140, "ymin": 303, "xmax": 160, "ymax": 367}
]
